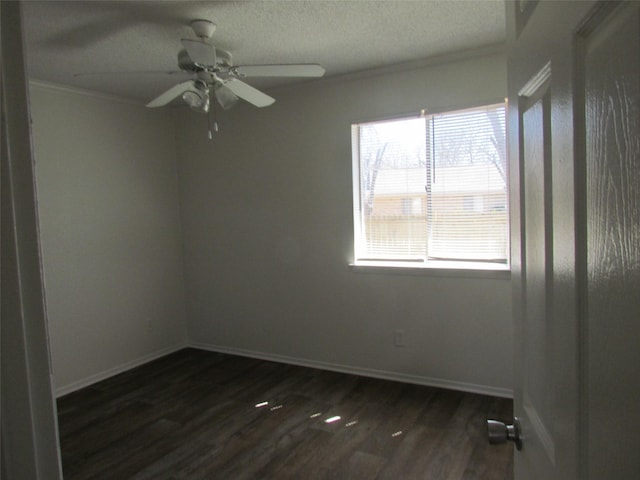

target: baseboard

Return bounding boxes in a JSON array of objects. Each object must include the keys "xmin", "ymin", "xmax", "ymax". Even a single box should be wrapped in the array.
[
  {"xmin": 54, "ymin": 341, "xmax": 513, "ymax": 399},
  {"xmin": 55, "ymin": 342, "xmax": 187, "ymax": 398},
  {"xmin": 189, "ymin": 342, "xmax": 513, "ymax": 399}
]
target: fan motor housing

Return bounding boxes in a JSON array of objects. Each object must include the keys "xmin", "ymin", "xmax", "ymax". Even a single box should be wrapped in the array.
[{"xmin": 178, "ymin": 48, "xmax": 232, "ymax": 71}]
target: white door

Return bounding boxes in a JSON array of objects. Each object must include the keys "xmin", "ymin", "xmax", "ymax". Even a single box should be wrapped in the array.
[{"xmin": 507, "ymin": 1, "xmax": 640, "ymax": 479}]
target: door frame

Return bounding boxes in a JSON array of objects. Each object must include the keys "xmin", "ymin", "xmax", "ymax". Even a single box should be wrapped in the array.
[{"xmin": 1, "ymin": 2, "xmax": 63, "ymax": 478}]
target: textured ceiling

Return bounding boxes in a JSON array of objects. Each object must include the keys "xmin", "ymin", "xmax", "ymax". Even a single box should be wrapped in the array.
[{"xmin": 22, "ymin": 0, "xmax": 505, "ymax": 105}]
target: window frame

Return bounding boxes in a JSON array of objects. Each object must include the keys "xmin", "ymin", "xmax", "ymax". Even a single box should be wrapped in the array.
[{"xmin": 350, "ymin": 101, "xmax": 510, "ymax": 275}]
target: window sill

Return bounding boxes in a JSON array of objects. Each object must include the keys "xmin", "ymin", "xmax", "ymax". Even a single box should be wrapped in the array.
[{"xmin": 349, "ymin": 260, "xmax": 510, "ymax": 279}]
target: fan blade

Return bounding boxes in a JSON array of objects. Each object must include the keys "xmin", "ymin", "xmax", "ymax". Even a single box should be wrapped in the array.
[
  {"xmin": 232, "ymin": 64, "xmax": 325, "ymax": 78},
  {"xmin": 223, "ymin": 79, "xmax": 275, "ymax": 107},
  {"xmin": 181, "ymin": 39, "xmax": 217, "ymax": 66},
  {"xmin": 74, "ymin": 70, "xmax": 189, "ymax": 78},
  {"xmin": 147, "ymin": 80, "xmax": 196, "ymax": 107}
]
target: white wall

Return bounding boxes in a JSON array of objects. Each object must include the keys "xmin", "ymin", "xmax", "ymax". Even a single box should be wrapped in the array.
[
  {"xmin": 176, "ymin": 52, "xmax": 514, "ymax": 396},
  {"xmin": 30, "ymin": 82, "xmax": 188, "ymax": 395},
  {"xmin": 27, "ymin": 52, "xmax": 513, "ymax": 397}
]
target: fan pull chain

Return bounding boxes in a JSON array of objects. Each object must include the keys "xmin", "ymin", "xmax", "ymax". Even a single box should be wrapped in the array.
[{"xmin": 208, "ymin": 97, "xmax": 219, "ymax": 140}]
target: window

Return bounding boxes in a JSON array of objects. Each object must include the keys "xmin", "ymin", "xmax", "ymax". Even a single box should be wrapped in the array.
[{"xmin": 352, "ymin": 103, "xmax": 508, "ymax": 269}]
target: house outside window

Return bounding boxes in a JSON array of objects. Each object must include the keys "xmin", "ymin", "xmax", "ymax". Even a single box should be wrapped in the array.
[{"xmin": 351, "ymin": 103, "xmax": 508, "ymax": 269}]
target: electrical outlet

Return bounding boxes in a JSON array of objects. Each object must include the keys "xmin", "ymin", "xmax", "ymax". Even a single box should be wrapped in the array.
[{"xmin": 394, "ymin": 329, "xmax": 406, "ymax": 347}]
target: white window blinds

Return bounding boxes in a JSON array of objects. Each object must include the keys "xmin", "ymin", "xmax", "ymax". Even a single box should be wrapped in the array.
[{"xmin": 352, "ymin": 103, "xmax": 508, "ymax": 266}]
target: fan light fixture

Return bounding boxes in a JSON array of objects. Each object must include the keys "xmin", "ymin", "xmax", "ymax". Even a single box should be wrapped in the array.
[
  {"xmin": 182, "ymin": 82, "xmax": 210, "ymax": 113},
  {"xmin": 214, "ymin": 83, "xmax": 239, "ymax": 110}
]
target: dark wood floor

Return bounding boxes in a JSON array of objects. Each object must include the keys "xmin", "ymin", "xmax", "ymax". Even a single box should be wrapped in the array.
[{"xmin": 57, "ymin": 348, "xmax": 513, "ymax": 480}]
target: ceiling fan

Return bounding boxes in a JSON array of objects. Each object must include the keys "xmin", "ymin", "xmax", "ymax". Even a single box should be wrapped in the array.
[{"xmin": 147, "ymin": 19, "xmax": 326, "ymax": 114}]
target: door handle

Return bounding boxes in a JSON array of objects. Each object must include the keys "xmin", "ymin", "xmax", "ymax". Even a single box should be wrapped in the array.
[{"xmin": 487, "ymin": 417, "xmax": 522, "ymax": 450}]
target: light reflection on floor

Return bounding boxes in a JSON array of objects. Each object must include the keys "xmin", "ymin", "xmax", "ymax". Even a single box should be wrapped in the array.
[
  {"xmin": 324, "ymin": 415, "xmax": 341, "ymax": 424},
  {"xmin": 254, "ymin": 399, "xmax": 406, "ymax": 437}
]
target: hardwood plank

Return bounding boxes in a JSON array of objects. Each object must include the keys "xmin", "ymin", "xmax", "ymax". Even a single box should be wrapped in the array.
[{"xmin": 57, "ymin": 348, "xmax": 513, "ymax": 479}]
